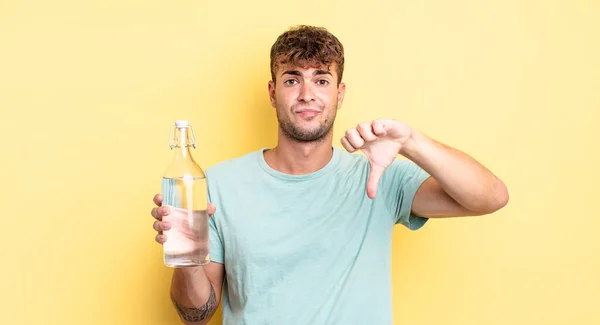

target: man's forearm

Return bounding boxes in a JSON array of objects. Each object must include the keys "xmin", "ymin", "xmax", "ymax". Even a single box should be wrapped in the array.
[
  {"xmin": 170, "ymin": 267, "xmax": 218, "ymax": 324},
  {"xmin": 401, "ymin": 130, "xmax": 509, "ymax": 213}
]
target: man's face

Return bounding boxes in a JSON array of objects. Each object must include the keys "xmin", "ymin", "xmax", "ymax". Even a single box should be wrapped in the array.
[{"xmin": 268, "ymin": 63, "xmax": 346, "ymax": 143}]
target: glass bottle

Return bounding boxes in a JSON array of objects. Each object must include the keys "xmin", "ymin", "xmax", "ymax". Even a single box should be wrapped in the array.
[{"xmin": 161, "ymin": 120, "xmax": 210, "ymax": 267}]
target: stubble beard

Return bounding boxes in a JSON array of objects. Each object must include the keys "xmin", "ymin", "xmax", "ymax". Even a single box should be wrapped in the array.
[{"xmin": 276, "ymin": 103, "xmax": 337, "ymax": 143}]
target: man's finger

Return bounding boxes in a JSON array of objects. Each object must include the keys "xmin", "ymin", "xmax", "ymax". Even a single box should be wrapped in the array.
[
  {"xmin": 345, "ymin": 128, "xmax": 365, "ymax": 149},
  {"xmin": 372, "ymin": 120, "xmax": 388, "ymax": 136},
  {"xmin": 357, "ymin": 122, "xmax": 377, "ymax": 142},
  {"xmin": 207, "ymin": 203, "xmax": 217, "ymax": 216},
  {"xmin": 367, "ymin": 164, "xmax": 386, "ymax": 199},
  {"xmin": 155, "ymin": 234, "xmax": 167, "ymax": 244},
  {"xmin": 341, "ymin": 136, "xmax": 357, "ymax": 153},
  {"xmin": 153, "ymin": 194, "xmax": 163, "ymax": 207},
  {"xmin": 151, "ymin": 207, "xmax": 161, "ymax": 220},
  {"xmin": 151, "ymin": 206, "xmax": 170, "ymax": 220},
  {"xmin": 153, "ymin": 220, "xmax": 171, "ymax": 232}
]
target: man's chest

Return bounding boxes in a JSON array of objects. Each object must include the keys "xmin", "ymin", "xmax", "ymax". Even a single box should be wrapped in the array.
[{"xmin": 215, "ymin": 186, "xmax": 391, "ymax": 270}]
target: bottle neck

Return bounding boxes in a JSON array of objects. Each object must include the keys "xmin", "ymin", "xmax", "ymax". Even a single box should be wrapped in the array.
[
  {"xmin": 171, "ymin": 127, "xmax": 194, "ymax": 160},
  {"xmin": 175, "ymin": 145, "xmax": 192, "ymax": 160}
]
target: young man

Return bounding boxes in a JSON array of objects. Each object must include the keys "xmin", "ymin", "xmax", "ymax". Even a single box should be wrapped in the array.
[{"xmin": 150, "ymin": 25, "xmax": 508, "ymax": 325}]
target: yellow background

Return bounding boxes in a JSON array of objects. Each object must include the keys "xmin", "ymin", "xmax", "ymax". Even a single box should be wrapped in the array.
[{"xmin": 1, "ymin": 0, "xmax": 598, "ymax": 324}]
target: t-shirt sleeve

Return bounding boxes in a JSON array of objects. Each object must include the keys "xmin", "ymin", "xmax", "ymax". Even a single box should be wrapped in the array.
[
  {"xmin": 207, "ymin": 180, "xmax": 225, "ymax": 264},
  {"xmin": 379, "ymin": 158, "xmax": 431, "ymax": 230},
  {"xmin": 208, "ymin": 213, "xmax": 224, "ymax": 264}
]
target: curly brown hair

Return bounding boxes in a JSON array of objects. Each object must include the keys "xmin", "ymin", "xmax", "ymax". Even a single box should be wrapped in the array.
[{"xmin": 270, "ymin": 25, "xmax": 345, "ymax": 85}]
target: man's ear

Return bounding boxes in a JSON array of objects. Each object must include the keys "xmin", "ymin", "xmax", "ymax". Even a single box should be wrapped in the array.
[
  {"xmin": 337, "ymin": 82, "xmax": 346, "ymax": 109},
  {"xmin": 268, "ymin": 80, "xmax": 277, "ymax": 108}
]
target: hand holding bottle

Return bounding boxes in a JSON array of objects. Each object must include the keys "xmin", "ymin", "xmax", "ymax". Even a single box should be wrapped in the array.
[{"xmin": 151, "ymin": 193, "xmax": 216, "ymax": 245}]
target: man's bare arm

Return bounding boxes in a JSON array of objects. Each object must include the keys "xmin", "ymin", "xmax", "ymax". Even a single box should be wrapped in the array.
[
  {"xmin": 170, "ymin": 262, "xmax": 225, "ymax": 325},
  {"xmin": 404, "ymin": 131, "xmax": 509, "ymax": 217},
  {"xmin": 171, "ymin": 286, "xmax": 216, "ymax": 323}
]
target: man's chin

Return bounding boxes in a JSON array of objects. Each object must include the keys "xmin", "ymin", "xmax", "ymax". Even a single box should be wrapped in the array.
[{"xmin": 286, "ymin": 126, "xmax": 332, "ymax": 143}]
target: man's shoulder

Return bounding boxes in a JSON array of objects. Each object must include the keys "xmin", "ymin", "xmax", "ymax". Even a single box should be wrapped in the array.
[{"xmin": 205, "ymin": 148, "xmax": 262, "ymax": 177}]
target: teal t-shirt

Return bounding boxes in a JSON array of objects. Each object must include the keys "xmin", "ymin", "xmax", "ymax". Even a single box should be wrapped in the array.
[{"xmin": 205, "ymin": 146, "xmax": 430, "ymax": 325}]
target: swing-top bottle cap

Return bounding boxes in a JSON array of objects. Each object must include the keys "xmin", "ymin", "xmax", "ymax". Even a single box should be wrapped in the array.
[{"xmin": 175, "ymin": 120, "xmax": 189, "ymax": 128}]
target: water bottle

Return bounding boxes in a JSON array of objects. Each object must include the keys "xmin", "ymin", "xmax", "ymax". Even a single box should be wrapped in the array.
[{"xmin": 161, "ymin": 120, "xmax": 210, "ymax": 267}]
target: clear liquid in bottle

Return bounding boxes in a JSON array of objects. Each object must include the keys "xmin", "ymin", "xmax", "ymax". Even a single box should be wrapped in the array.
[{"xmin": 161, "ymin": 120, "xmax": 210, "ymax": 267}]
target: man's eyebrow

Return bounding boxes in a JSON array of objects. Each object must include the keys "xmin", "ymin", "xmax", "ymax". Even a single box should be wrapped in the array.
[
  {"xmin": 281, "ymin": 70, "xmax": 333, "ymax": 77},
  {"xmin": 281, "ymin": 70, "xmax": 302, "ymax": 77},
  {"xmin": 314, "ymin": 70, "xmax": 332, "ymax": 76}
]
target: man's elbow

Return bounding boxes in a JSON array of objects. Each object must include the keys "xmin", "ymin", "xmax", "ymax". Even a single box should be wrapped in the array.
[
  {"xmin": 180, "ymin": 319, "xmax": 210, "ymax": 325},
  {"xmin": 482, "ymin": 180, "xmax": 509, "ymax": 214}
]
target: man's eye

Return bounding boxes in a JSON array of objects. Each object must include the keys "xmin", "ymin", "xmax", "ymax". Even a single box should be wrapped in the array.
[
  {"xmin": 317, "ymin": 80, "xmax": 329, "ymax": 85},
  {"xmin": 284, "ymin": 79, "xmax": 298, "ymax": 85}
]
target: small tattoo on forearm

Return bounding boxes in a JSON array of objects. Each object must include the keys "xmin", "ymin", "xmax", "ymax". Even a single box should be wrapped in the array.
[{"xmin": 171, "ymin": 285, "xmax": 217, "ymax": 322}]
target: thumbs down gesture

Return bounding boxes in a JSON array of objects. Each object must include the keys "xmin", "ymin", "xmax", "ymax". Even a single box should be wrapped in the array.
[{"xmin": 340, "ymin": 119, "xmax": 415, "ymax": 199}]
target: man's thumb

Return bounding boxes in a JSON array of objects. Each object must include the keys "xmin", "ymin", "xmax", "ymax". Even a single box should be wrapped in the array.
[{"xmin": 367, "ymin": 164, "xmax": 385, "ymax": 199}]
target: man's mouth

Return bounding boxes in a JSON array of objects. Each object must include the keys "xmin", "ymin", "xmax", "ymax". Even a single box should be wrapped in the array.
[{"xmin": 295, "ymin": 109, "xmax": 321, "ymax": 118}]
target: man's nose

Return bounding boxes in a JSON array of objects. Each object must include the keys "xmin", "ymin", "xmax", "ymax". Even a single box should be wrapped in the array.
[{"xmin": 298, "ymin": 82, "xmax": 314, "ymax": 102}]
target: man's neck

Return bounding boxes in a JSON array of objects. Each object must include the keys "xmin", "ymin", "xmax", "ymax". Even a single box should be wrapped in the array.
[{"xmin": 264, "ymin": 131, "xmax": 334, "ymax": 175}]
